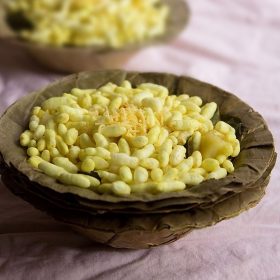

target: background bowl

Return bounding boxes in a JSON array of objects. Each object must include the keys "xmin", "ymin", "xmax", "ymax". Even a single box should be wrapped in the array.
[{"xmin": 0, "ymin": 0, "xmax": 190, "ymax": 73}]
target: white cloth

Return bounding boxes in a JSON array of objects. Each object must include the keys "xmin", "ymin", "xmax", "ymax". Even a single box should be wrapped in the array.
[{"xmin": 0, "ymin": 1, "xmax": 279, "ymax": 279}]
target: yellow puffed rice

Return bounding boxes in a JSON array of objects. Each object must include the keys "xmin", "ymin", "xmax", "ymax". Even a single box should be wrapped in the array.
[
  {"xmin": 20, "ymin": 80, "xmax": 241, "ymax": 196},
  {"xmin": 6, "ymin": 0, "xmax": 169, "ymax": 48}
]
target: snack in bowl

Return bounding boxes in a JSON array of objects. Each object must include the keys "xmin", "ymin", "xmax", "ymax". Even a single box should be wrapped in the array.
[
  {"xmin": 5, "ymin": 0, "xmax": 169, "ymax": 48},
  {"xmin": 20, "ymin": 81, "xmax": 240, "ymax": 196},
  {"xmin": 0, "ymin": 1, "xmax": 189, "ymax": 72},
  {"xmin": 0, "ymin": 71, "xmax": 276, "ymax": 249}
]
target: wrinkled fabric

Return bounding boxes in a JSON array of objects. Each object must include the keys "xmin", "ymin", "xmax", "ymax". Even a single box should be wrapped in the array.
[{"xmin": 0, "ymin": 0, "xmax": 280, "ymax": 279}]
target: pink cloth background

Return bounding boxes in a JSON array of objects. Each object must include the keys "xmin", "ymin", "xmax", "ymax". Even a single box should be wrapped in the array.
[{"xmin": 0, "ymin": 0, "xmax": 280, "ymax": 279}]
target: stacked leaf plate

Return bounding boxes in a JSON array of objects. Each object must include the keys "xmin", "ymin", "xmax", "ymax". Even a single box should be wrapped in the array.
[{"xmin": 0, "ymin": 71, "xmax": 276, "ymax": 248}]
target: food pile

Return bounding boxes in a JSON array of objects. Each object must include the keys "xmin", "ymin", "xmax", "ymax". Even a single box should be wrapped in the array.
[
  {"xmin": 6, "ymin": 0, "xmax": 169, "ymax": 47},
  {"xmin": 20, "ymin": 81, "xmax": 240, "ymax": 196}
]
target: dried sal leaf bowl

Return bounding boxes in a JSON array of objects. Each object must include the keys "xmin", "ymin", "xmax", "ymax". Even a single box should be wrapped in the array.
[
  {"xmin": 0, "ymin": 0, "xmax": 189, "ymax": 72},
  {"xmin": 0, "ymin": 71, "xmax": 276, "ymax": 249}
]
